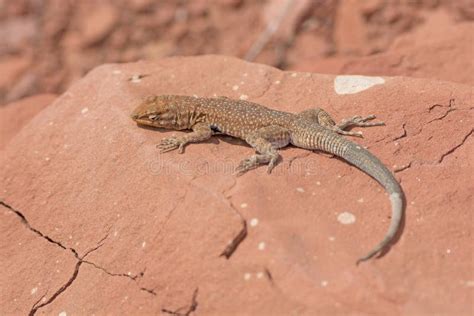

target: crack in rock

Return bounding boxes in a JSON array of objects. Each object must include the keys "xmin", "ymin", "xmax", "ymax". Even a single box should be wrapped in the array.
[
  {"xmin": 82, "ymin": 260, "xmax": 156, "ymax": 296},
  {"xmin": 162, "ymin": 287, "xmax": 198, "ymax": 316},
  {"xmin": 394, "ymin": 161, "xmax": 412, "ymax": 173},
  {"xmin": 29, "ymin": 259, "xmax": 82, "ymax": 316},
  {"xmin": 219, "ymin": 217, "xmax": 247, "ymax": 259},
  {"xmin": 0, "ymin": 201, "xmax": 78, "ymax": 258},
  {"xmin": 391, "ymin": 123, "xmax": 407, "ymax": 142},
  {"xmin": 438, "ymin": 128, "xmax": 473, "ymax": 163},
  {"xmin": 393, "ymin": 129, "xmax": 472, "ymax": 173},
  {"xmin": 426, "ymin": 107, "xmax": 456, "ymax": 124},
  {"xmin": 0, "ymin": 200, "xmax": 156, "ymax": 315},
  {"xmin": 220, "ymin": 180, "xmax": 247, "ymax": 259},
  {"xmin": 29, "ymin": 238, "xmax": 107, "ymax": 315}
]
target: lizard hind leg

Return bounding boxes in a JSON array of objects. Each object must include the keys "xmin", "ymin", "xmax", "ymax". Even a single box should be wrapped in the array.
[
  {"xmin": 234, "ymin": 125, "xmax": 291, "ymax": 176},
  {"xmin": 297, "ymin": 108, "xmax": 384, "ymax": 138}
]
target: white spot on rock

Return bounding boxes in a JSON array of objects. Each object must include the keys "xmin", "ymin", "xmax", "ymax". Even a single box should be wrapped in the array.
[
  {"xmin": 142, "ymin": 241, "xmax": 146, "ymax": 248},
  {"xmin": 244, "ymin": 273, "xmax": 251, "ymax": 280},
  {"xmin": 240, "ymin": 203, "xmax": 248, "ymax": 208},
  {"xmin": 31, "ymin": 287, "xmax": 38, "ymax": 295},
  {"xmin": 274, "ymin": 80, "xmax": 281, "ymax": 84},
  {"xmin": 334, "ymin": 75, "xmax": 385, "ymax": 95},
  {"xmin": 337, "ymin": 212, "xmax": 356, "ymax": 225},
  {"xmin": 446, "ymin": 249, "xmax": 451, "ymax": 254},
  {"xmin": 256, "ymin": 272, "xmax": 264, "ymax": 279},
  {"xmin": 321, "ymin": 280, "xmax": 328, "ymax": 287},
  {"xmin": 258, "ymin": 241, "xmax": 266, "ymax": 250},
  {"xmin": 81, "ymin": 107, "xmax": 89, "ymax": 114},
  {"xmin": 291, "ymin": 73, "xmax": 297, "ymax": 77},
  {"xmin": 357, "ymin": 198, "xmax": 364, "ymax": 203},
  {"xmin": 58, "ymin": 312, "xmax": 67, "ymax": 316},
  {"xmin": 250, "ymin": 218, "xmax": 259, "ymax": 227},
  {"xmin": 328, "ymin": 236, "xmax": 335, "ymax": 242},
  {"xmin": 239, "ymin": 94, "xmax": 248, "ymax": 100},
  {"xmin": 112, "ymin": 70, "xmax": 121, "ymax": 75},
  {"xmin": 130, "ymin": 74, "xmax": 142, "ymax": 83},
  {"xmin": 296, "ymin": 187, "xmax": 305, "ymax": 193},
  {"xmin": 232, "ymin": 85, "xmax": 239, "ymax": 91}
]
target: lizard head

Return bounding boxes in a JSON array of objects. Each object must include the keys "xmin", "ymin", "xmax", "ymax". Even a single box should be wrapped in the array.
[{"xmin": 131, "ymin": 95, "xmax": 185, "ymax": 129}]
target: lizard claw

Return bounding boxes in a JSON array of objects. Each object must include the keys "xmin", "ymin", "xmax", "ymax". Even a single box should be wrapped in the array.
[
  {"xmin": 350, "ymin": 115, "xmax": 385, "ymax": 127},
  {"xmin": 234, "ymin": 157, "xmax": 257, "ymax": 176},
  {"xmin": 267, "ymin": 157, "xmax": 278, "ymax": 174},
  {"xmin": 337, "ymin": 115, "xmax": 385, "ymax": 131},
  {"xmin": 157, "ymin": 137, "xmax": 185, "ymax": 153},
  {"xmin": 353, "ymin": 131, "xmax": 364, "ymax": 138}
]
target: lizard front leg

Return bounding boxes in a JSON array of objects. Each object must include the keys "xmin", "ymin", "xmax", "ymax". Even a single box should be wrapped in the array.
[
  {"xmin": 235, "ymin": 125, "xmax": 290, "ymax": 175},
  {"xmin": 158, "ymin": 122, "xmax": 212, "ymax": 153},
  {"xmin": 297, "ymin": 108, "xmax": 384, "ymax": 137}
]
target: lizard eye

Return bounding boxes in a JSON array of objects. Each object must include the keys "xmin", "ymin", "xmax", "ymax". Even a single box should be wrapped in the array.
[{"xmin": 148, "ymin": 114, "xmax": 158, "ymax": 120}]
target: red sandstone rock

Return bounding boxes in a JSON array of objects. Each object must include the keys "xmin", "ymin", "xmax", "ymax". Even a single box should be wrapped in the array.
[
  {"xmin": 294, "ymin": 11, "xmax": 474, "ymax": 86},
  {"xmin": 0, "ymin": 94, "xmax": 57, "ymax": 150},
  {"xmin": 0, "ymin": 56, "xmax": 472, "ymax": 315}
]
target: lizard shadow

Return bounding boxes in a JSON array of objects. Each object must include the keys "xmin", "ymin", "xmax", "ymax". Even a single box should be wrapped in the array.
[{"xmin": 134, "ymin": 124, "xmax": 250, "ymax": 150}]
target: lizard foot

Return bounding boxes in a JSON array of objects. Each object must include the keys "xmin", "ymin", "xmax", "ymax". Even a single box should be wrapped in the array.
[
  {"xmin": 234, "ymin": 156, "xmax": 258, "ymax": 176},
  {"xmin": 157, "ymin": 137, "xmax": 185, "ymax": 153},
  {"xmin": 234, "ymin": 154, "xmax": 278, "ymax": 176},
  {"xmin": 338, "ymin": 115, "xmax": 385, "ymax": 129},
  {"xmin": 333, "ymin": 115, "xmax": 385, "ymax": 137}
]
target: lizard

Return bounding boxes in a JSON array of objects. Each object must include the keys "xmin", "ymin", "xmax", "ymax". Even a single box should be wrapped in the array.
[{"xmin": 131, "ymin": 95, "xmax": 405, "ymax": 264}]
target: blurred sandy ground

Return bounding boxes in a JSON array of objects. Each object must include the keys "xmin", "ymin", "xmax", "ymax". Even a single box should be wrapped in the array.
[{"xmin": 1, "ymin": 0, "xmax": 473, "ymax": 105}]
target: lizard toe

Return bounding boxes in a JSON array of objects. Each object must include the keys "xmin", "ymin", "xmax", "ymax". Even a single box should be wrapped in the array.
[
  {"xmin": 157, "ymin": 137, "xmax": 182, "ymax": 153},
  {"xmin": 235, "ymin": 157, "xmax": 257, "ymax": 175}
]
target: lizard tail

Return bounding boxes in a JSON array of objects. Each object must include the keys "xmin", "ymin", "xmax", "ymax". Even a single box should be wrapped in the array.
[
  {"xmin": 295, "ymin": 127, "xmax": 405, "ymax": 264},
  {"xmin": 338, "ymin": 139, "xmax": 404, "ymax": 264}
]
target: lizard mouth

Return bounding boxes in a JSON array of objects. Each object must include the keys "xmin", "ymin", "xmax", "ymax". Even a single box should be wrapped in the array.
[
  {"xmin": 131, "ymin": 113, "xmax": 159, "ymax": 125},
  {"xmin": 133, "ymin": 118, "xmax": 154, "ymax": 126}
]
